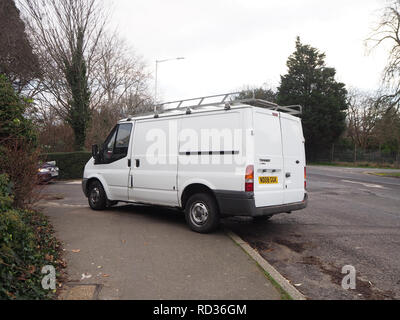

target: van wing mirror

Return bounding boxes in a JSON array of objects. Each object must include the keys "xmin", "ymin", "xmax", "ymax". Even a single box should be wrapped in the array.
[{"xmin": 92, "ymin": 144, "xmax": 99, "ymax": 158}]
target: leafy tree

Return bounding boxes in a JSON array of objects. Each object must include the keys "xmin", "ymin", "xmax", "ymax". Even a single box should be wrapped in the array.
[
  {"xmin": 238, "ymin": 87, "xmax": 277, "ymax": 103},
  {"xmin": 0, "ymin": 74, "xmax": 36, "ymax": 143},
  {"xmin": 0, "ymin": 0, "xmax": 40, "ymax": 93},
  {"xmin": 277, "ymin": 37, "xmax": 348, "ymax": 159}
]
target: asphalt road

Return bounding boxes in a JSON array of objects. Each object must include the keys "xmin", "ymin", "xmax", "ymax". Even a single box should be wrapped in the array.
[{"xmin": 225, "ymin": 165, "xmax": 400, "ymax": 300}]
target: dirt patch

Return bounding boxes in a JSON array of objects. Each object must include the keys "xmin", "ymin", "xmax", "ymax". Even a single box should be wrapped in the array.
[
  {"xmin": 248, "ymin": 240, "xmax": 271, "ymax": 251},
  {"xmin": 301, "ymin": 256, "xmax": 394, "ymax": 300},
  {"xmin": 274, "ymin": 238, "xmax": 307, "ymax": 253}
]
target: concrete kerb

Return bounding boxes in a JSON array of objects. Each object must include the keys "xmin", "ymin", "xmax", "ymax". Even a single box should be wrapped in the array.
[{"xmin": 225, "ymin": 229, "xmax": 307, "ymax": 301}]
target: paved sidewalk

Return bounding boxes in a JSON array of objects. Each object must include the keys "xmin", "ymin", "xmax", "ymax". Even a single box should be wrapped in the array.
[{"xmin": 40, "ymin": 182, "xmax": 282, "ymax": 300}]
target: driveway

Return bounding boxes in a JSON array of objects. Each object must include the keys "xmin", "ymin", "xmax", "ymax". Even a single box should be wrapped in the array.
[
  {"xmin": 39, "ymin": 181, "xmax": 282, "ymax": 300},
  {"xmin": 226, "ymin": 165, "xmax": 400, "ymax": 300}
]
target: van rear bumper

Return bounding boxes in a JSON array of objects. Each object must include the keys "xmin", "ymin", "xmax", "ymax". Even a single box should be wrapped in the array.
[{"xmin": 214, "ymin": 191, "xmax": 308, "ymax": 217}]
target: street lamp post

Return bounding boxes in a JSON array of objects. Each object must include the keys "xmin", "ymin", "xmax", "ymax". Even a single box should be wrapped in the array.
[{"xmin": 154, "ymin": 57, "xmax": 185, "ymax": 109}]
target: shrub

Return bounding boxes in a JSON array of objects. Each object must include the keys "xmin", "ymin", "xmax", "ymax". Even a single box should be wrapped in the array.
[
  {"xmin": 0, "ymin": 174, "xmax": 63, "ymax": 300},
  {"xmin": 41, "ymin": 152, "xmax": 92, "ymax": 180},
  {"xmin": 0, "ymin": 138, "xmax": 41, "ymax": 208},
  {"xmin": 0, "ymin": 74, "xmax": 37, "ymax": 144},
  {"xmin": 0, "ymin": 74, "xmax": 40, "ymax": 209}
]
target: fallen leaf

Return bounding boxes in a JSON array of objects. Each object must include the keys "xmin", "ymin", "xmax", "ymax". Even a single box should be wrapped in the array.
[
  {"xmin": 102, "ymin": 274, "xmax": 110, "ymax": 278},
  {"xmin": 294, "ymin": 283, "xmax": 302, "ymax": 287},
  {"xmin": 28, "ymin": 265, "xmax": 36, "ymax": 274},
  {"xmin": 97, "ymin": 266, "xmax": 102, "ymax": 269},
  {"xmin": 45, "ymin": 254, "xmax": 54, "ymax": 262},
  {"xmin": 71, "ymin": 249, "xmax": 81, "ymax": 253}
]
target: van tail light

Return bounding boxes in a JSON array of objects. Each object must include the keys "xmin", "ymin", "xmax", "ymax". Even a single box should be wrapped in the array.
[
  {"xmin": 304, "ymin": 167, "xmax": 307, "ymax": 190},
  {"xmin": 245, "ymin": 165, "xmax": 254, "ymax": 192}
]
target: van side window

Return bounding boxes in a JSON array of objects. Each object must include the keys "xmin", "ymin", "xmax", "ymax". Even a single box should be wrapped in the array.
[
  {"xmin": 114, "ymin": 123, "xmax": 132, "ymax": 158},
  {"xmin": 100, "ymin": 123, "xmax": 132, "ymax": 164},
  {"xmin": 102, "ymin": 126, "xmax": 117, "ymax": 163}
]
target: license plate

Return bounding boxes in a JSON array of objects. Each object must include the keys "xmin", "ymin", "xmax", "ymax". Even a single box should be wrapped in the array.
[{"xmin": 259, "ymin": 176, "xmax": 278, "ymax": 184}]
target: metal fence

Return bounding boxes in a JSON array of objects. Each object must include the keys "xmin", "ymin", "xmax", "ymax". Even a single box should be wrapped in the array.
[{"xmin": 312, "ymin": 147, "xmax": 400, "ymax": 166}]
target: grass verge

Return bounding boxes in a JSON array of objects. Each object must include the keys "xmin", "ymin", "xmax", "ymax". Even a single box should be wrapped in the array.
[
  {"xmin": 310, "ymin": 161, "xmax": 400, "ymax": 169},
  {"xmin": 369, "ymin": 172, "xmax": 400, "ymax": 178}
]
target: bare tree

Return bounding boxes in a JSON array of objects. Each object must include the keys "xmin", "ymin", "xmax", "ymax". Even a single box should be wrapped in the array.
[
  {"xmin": 346, "ymin": 89, "xmax": 381, "ymax": 151},
  {"xmin": 94, "ymin": 33, "xmax": 153, "ymax": 116},
  {"xmin": 18, "ymin": 0, "xmax": 153, "ymax": 150},
  {"xmin": 367, "ymin": 0, "xmax": 400, "ymax": 109},
  {"xmin": 18, "ymin": 0, "xmax": 108, "ymax": 150}
]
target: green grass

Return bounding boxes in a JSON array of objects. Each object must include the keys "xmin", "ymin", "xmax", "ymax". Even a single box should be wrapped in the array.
[
  {"xmin": 369, "ymin": 172, "xmax": 400, "ymax": 178},
  {"xmin": 309, "ymin": 161, "xmax": 399, "ymax": 170}
]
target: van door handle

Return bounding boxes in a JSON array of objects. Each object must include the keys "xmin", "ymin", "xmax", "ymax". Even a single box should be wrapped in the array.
[
  {"xmin": 135, "ymin": 159, "xmax": 140, "ymax": 168},
  {"xmin": 296, "ymin": 160, "xmax": 300, "ymax": 164},
  {"xmin": 286, "ymin": 173, "xmax": 291, "ymax": 178}
]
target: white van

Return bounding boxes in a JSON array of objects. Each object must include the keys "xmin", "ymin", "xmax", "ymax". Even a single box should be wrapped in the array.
[{"xmin": 82, "ymin": 93, "xmax": 308, "ymax": 233}]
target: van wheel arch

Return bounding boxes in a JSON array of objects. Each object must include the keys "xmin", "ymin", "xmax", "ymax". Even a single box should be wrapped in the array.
[
  {"xmin": 181, "ymin": 184, "xmax": 219, "ymax": 211},
  {"xmin": 86, "ymin": 178, "xmax": 102, "ymax": 196}
]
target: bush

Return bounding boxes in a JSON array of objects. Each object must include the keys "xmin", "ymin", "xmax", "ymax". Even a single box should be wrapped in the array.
[
  {"xmin": 0, "ymin": 74, "xmax": 37, "ymax": 144},
  {"xmin": 0, "ymin": 138, "xmax": 40, "ymax": 208},
  {"xmin": 41, "ymin": 152, "xmax": 92, "ymax": 180},
  {"xmin": 0, "ymin": 174, "xmax": 64, "ymax": 300}
]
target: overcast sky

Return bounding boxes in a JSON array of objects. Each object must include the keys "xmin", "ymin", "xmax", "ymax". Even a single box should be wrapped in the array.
[{"xmin": 109, "ymin": 0, "xmax": 388, "ymax": 102}]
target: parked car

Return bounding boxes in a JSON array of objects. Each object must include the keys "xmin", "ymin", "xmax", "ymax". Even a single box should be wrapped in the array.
[
  {"xmin": 38, "ymin": 161, "xmax": 59, "ymax": 183},
  {"xmin": 82, "ymin": 93, "xmax": 308, "ymax": 233}
]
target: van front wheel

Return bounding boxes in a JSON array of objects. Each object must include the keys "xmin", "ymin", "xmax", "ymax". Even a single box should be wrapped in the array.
[
  {"xmin": 88, "ymin": 181, "xmax": 107, "ymax": 210},
  {"xmin": 185, "ymin": 193, "xmax": 220, "ymax": 233}
]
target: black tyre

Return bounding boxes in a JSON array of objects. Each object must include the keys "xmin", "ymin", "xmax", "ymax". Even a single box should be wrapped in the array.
[
  {"xmin": 88, "ymin": 180, "xmax": 107, "ymax": 210},
  {"xmin": 185, "ymin": 193, "xmax": 220, "ymax": 233},
  {"xmin": 253, "ymin": 215, "xmax": 272, "ymax": 223}
]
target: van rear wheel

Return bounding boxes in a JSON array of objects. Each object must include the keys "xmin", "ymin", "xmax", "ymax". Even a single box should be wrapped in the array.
[
  {"xmin": 88, "ymin": 181, "xmax": 107, "ymax": 210},
  {"xmin": 185, "ymin": 193, "xmax": 220, "ymax": 233}
]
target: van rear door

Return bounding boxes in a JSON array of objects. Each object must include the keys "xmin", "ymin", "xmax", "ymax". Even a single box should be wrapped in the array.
[
  {"xmin": 253, "ymin": 110, "xmax": 285, "ymax": 207},
  {"xmin": 280, "ymin": 113, "xmax": 306, "ymax": 204}
]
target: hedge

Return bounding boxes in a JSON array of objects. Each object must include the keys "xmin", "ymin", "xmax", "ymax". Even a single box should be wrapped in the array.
[{"xmin": 40, "ymin": 152, "xmax": 92, "ymax": 180}]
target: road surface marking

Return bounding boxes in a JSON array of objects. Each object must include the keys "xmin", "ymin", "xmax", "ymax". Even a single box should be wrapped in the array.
[
  {"xmin": 65, "ymin": 180, "xmax": 82, "ymax": 185},
  {"xmin": 341, "ymin": 179, "xmax": 388, "ymax": 189}
]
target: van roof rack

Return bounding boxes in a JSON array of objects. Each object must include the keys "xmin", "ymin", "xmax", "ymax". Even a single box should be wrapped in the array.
[{"xmin": 153, "ymin": 92, "xmax": 302, "ymax": 117}]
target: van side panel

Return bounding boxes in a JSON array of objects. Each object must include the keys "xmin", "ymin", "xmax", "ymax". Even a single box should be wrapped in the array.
[
  {"xmin": 253, "ymin": 110, "xmax": 285, "ymax": 207},
  {"xmin": 130, "ymin": 118, "xmax": 179, "ymax": 206},
  {"xmin": 280, "ymin": 113, "xmax": 306, "ymax": 204},
  {"xmin": 178, "ymin": 110, "xmax": 247, "ymax": 199}
]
